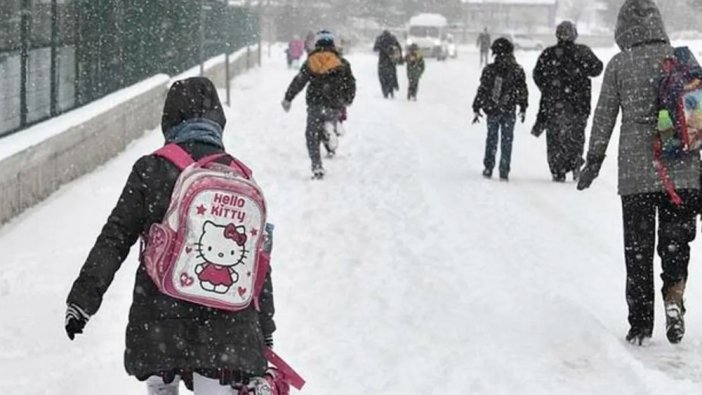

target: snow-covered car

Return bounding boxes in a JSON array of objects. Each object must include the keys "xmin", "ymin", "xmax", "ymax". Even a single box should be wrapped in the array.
[
  {"xmin": 406, "ymin": 13, "xmax": 450, "ymax": 60},
  {"xmin": 499, "ymin": 33, "xmax": 544, "ymax": 51}
]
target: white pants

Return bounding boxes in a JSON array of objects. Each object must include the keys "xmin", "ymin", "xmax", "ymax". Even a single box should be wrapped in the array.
[{"xmin": 146, "ymin": 374, "xmax": 234, "ymax": 395}]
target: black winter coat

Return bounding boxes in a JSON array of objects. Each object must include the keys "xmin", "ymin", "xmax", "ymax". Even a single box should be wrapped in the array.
[
  {"xmin": 473, "ymin": 55, "xmax": 529, "ymax": 116},
  {"xmin": 374, "ymin": 32, "xmax": 403, "ymax": 93},
  {"xmin": 533, "ymin": 41, "xmax": 603, "ymax": 118},
  {"xmin": 284, "ymin": 48, "xmax": 356, "ymax": 109},
  {"xmin": 66, "ymin": 141, "xmax": 275, "ymax": 380}
]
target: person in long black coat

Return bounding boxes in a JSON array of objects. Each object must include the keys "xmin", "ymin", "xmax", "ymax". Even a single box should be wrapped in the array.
[
  {"xmin": 64, "ymin": 77, "xmax": 276, "ymax": 392},
  {"xmin": 374, "ymin": 30, "xmax": 403, "ymax": 98},
  {"xmin": 533, "ymin": 21, "xmax": 603, "ymax": 182}
]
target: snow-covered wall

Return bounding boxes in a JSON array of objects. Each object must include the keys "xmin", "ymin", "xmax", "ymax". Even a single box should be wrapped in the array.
[{"xmin": 0, "ymin": 46, "xmax": 260, "ymax": 226}]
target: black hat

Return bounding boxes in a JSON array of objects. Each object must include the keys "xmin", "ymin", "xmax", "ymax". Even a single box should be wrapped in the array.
[
  {"xmin": 315, "ymin": 30, "xmax": 335, "ymax": 49},
  {"xmin": 556, "ymin": 21, "xmax": 578, "ymax": 42},
  {"xmin": 161, "ymin": 77, "xmax": 226, "ymax": 134},
  {"xmin": 491, "ymin": 37, "xmax": 514, "ymax": 55}
]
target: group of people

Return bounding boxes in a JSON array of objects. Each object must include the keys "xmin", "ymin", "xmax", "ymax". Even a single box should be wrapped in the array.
[
  {"xmin": 373, "ymin": 30, "xmax": 426, "ymax": 101},
  {"xmin": 61, "ymin": 4, "xmax": 701, "ymax": 395},
  {"xmin": 472, "ymin": 21, "xmax": 602, "ymax": 183},
  {"xmin": 475, "ymin": 0, "xmax": 699, "ymax": 347}
]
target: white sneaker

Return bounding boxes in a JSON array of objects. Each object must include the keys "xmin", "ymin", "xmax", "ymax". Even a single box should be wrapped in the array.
[{"xmin": 323, "ymin": 121, "xmax": 338, "ymax": 151}]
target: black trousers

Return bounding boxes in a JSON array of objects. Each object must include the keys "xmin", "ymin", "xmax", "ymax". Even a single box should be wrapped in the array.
[
  {"xmin": 407, "ymin": 76, "xmax": 420, "ymax": 98},
  {"xmin": 621, "ymin": 191, "xmax": 697, "ymax": 333},
  {"xmin": 545, "ymin": 113, "xmax": 588, "ymax": 177},
  {"xmin": 306, "ymin": 106, "xmax": 339, "ymax": 170}
]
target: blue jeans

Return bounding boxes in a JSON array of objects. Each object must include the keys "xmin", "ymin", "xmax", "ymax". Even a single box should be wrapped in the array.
[{"xmin": 483, "ymin": 112, "xmax": 516, "ymax": 175}]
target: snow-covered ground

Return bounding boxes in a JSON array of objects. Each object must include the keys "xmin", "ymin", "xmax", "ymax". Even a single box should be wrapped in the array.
[{"xmin": 2, "ymin": 43, "xmax": 702, "ymax": 394}]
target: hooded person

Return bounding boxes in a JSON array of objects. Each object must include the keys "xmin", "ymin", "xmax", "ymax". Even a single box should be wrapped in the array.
[
  {"xmin": 282, "ymin": 30, "xmax": 356, "ymax": 179},
  {"xmin": 577, "ymin": 0, "xmax": 700, "ymax": 346},
  {"xmin": 374, "ymin": 30, "xmax": 403, "ymax": 98},
  {"xmin": 472, "ymin": 37, "xmax": 528, "ymax": 181},
  {"xmin": 404, "ymin": 43, "xmax": 425, "ymax": 100},
  {"xmin": 533, "ymin": 20, "xmax": 603, "ymax": 182},
  {"xmin": 65, "ymin": 76, "xmax": 277, "ymax": 393}
]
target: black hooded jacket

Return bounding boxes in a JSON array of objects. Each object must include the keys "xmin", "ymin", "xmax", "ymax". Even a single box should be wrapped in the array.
[
  {"xmin": 66, "ymin": 77, "xmax": 275, "ymax": 381},
  {"xmin": 473, "ymin": 54, "xmax": 529, "ymax": 116},
  {"xmin": 284, "ymin": 48, "xmax": 356, "ymax": 109},
  {"xmin": 533, "ymin": 41, "xmax": 603, "ymax": 117}
]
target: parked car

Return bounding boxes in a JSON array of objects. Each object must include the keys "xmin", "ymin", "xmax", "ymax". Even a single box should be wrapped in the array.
[{"xmin": 499, "ymin": 32, "xmax": 544, "ymax": 51}]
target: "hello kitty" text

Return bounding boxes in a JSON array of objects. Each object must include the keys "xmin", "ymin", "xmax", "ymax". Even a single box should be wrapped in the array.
[{"xmin": 210, "ymin": 193, "xmax": 247, "ymax": 222}]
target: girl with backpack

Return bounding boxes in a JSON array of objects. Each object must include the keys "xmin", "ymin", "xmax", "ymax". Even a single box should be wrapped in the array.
[
  {"xmin": 577, "ymin": 0, "xmax": 700, "ymax": 346},
  {"xmin": 472, "ymin": 37, "xmax": 528, "ymax": 181},
  {"xmin": 64, "ymin": 77, "xmax": 290, "ymax": 394}
]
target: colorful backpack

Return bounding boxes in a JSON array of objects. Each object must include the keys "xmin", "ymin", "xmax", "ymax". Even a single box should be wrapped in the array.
[
  {"xmin": 142, "ymin": 144, "xmax": 270, "ymax": 312},
  {"xmin": 655, "ymin": 46, "xmax": 702, "ymax": 205}
]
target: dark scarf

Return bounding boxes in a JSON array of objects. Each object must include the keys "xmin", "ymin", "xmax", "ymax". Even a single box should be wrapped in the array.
[{"xmin": 164, "ymin": 118, "xmax": 224, "ymax": 149}]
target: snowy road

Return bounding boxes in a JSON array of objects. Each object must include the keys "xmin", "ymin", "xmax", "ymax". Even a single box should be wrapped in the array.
[{"xmin": 2, "ymin": 44, "xmax": 702, "ymax": 394}]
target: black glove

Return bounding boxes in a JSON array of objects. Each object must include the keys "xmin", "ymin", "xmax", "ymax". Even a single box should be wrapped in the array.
[
  {"xmin": 65, "ymin": 303, "xmax": 90, "ymax": 340},
  {"xmin": 264, "ymin": 333, "xmax": 274, "ymax": 348},
  {"xmin": 518, "ymin": 108, "xmax": 526, "ymax": 123},
  {"xmin": 577, "ymin": 155, "xmax": 605, "ymax": 191},
  {"xmin": 472, "ymin": 111, "xmax": 482, "ymax": 124}
]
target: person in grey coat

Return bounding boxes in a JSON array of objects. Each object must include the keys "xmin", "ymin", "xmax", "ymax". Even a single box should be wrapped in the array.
[{"xmin": 577, "ymin": 0, "xmax": 700, "ymax": 346}]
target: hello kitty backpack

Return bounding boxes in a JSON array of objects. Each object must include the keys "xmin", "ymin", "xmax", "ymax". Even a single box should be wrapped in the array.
[{"xmin": 142, "ymin": 144, "xmax": 270, "ymax": 312}]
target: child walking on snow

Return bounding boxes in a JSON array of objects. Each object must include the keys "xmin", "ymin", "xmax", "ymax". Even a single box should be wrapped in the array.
[
  {"xmin": 64, "ymin": 77, "xmax": 292, "ymax": 394},
  {"xmin": 282, "ymin": 30, "xmax": 356, "ymax": 179},
  {"xmin": 405, "ymin": 43, "xmax": 425, "ymax": 101},
  {"xmin": 472, "ymin": 38, "xmax": 528, "ymax": 181}
]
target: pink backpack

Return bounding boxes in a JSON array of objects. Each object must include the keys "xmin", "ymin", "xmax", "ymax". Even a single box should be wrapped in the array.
[{"xmin": 142, "ymin": 144, "xmax": 270, "ymax": 311}]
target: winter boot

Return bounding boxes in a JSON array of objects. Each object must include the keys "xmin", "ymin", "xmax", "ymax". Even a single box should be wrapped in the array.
[
  {"xmin": 499, "ymin": 171, "xmax": 509, "ymax": 182},
  {"xmin": 482, "ymin": 168, "xmax": 493, "ymax": 179},
  {"xmin": 552, "ymin": 173, "xmax": 566, "ymax": 183},
  {"xmin": 625, "ymin": 327, "xmax": 652, "ymax": 346},
  {"xmin": 664, "ymin": 280, "xmax": 686, "ymax": 344},
  {"xmin": 572, "ymin": 166, "xmax": 581, "ymax": 181},
  {"xmin": 312, "ymin": 165, "xmax": 325, "ymax": 180}
]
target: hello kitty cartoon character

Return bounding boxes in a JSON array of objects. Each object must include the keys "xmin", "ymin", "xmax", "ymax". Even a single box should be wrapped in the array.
[{"xmin": 194, "ymin": 221, "xmax": 249, "ymax": 294}]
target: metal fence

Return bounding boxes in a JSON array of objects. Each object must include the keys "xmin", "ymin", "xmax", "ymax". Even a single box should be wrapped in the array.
[{"xmin": 0, "ymin": 0, "xmax": 260, "ymax": 138}]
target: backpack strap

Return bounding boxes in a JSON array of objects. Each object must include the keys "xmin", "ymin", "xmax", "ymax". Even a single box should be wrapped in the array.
[
  {"xmin": 264, "ymin": 348, "xmax": 306, "ymax": 390},
  {"xmin": 252, "ymin": 251, "xmax": 271, "ymax": 311},
  {"xmin": 653, "ymin": 139, "xmax": 683, "ymax": 207},
  {"xmin": 197, "ymin": 153, "xmax": 254, "ymax": 180},
  {"xmin": 154, "ymin": 144, "xmax": 195, "ymax": 170}
]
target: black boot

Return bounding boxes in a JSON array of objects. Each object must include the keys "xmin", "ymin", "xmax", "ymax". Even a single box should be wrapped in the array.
[
  {"xmin": 482, "ymin": 168, "xmax": 493, "ymax": 179},
  {"xmin": 625, "ymin": 327, "xmax": 652, "ymax": 346}
]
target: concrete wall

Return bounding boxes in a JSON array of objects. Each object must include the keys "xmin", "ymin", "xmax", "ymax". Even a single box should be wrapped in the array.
[{"xmin": 0, "ymin": 46, "xmax": 259, "ymax": 226}]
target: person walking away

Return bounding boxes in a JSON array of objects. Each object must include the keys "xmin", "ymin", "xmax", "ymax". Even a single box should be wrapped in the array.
[
  {"xmin": 472, "ymin": 38, "xmax": 528, "ymax": 181},
  {"xmin": 64, "ymin": 77, "xmax": 279, "ymax": 394},
  {"xmin": 405, "ymin": 43, "xmax": 425, "ymax": 101},
  {"xmin": 374, "ymin": 30, "xmax": 403, "ymax": 98},
  {"xmin": 533, "ymin": 21, "xmax": 603, "ymax": 182},
  {"xmin": 577, "ymin": 0, "xmax": 700, "ymax": 346},
  {"xmin": 286, "ymin": 35, "xmax": 305, "ymax": 69},
  {"xmin": 282, "ymin": 30, "xmax": 356, "ymax": 179},
  {"xmin": 477, "ymin": 27, "xmax": 491, "ymax": 67}
]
